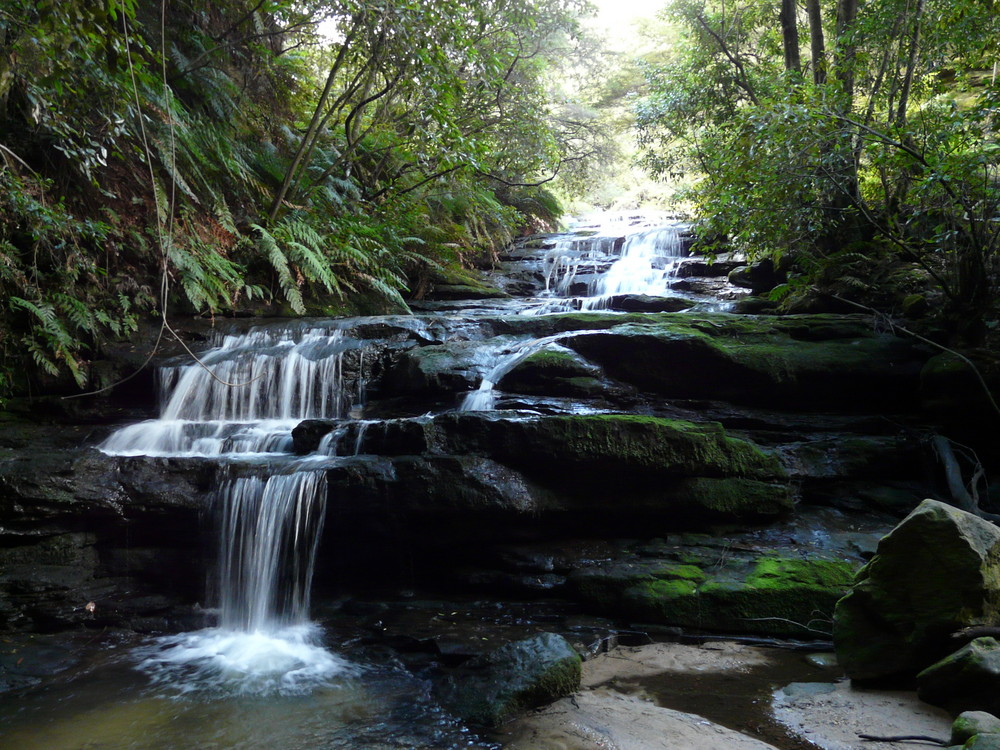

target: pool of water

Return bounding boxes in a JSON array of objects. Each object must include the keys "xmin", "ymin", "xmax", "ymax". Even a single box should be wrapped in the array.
[{"xmin": 0, "ymin": 626, "xmax": 495, "ymax": 750}]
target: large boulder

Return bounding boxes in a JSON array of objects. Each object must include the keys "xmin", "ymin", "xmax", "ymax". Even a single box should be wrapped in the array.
[
  {"xmin": 833, "ymin": 499, "xmax": 1000, "ymax": 681},
  {"xmin": 435, "ymin": 632, "xmax": 581, "ymax": 726},
  {"xmin": 918, "ymin": 638, "xmax": 1000, "ymax": 716}
]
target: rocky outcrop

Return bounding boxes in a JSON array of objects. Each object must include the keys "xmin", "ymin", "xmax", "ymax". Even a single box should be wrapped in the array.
[
  {"xmin": 569, "ymin": 552, "xmax": 855, "ymax": 638},
  {"xmin": 0, "ymin": 428, "xmax": 214, "ymax": 631},
  {"xmin": 434, "ymin": 632, "xmax": 581, "ymax": 727},
  {"xmin": 833, "ymin": 500, "xmax": 1000, "ymax": 681}
]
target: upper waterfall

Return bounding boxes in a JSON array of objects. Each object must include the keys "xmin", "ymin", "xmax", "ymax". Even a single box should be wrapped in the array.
[{"xmin": 99, "ymin": 325, "xmax": 362, "ymax": 457}]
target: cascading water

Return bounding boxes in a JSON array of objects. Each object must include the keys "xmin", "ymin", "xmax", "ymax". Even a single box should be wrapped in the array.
[
  {"xmin": 103, "ymin": 323, "xmax": 359, "ymax": 695},
  {"xmin": 516, "ymin": 213, "xmax": 690, "ymax": 317},
  {"xmin": 100, "ymin": 326, "xmax": 358, "ymax": 457},
  {"xmin": 583, "ymin": 222, "xmax": 687, "ymax": 307}
]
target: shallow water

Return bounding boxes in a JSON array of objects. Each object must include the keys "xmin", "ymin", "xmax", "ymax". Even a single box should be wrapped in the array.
[
  {"xmin": 0, "ymin": 627, "xmax": 495, "ymax": 750},
  {"xmin": 625, "ymin": 647, "xmax": 836, "ymax": 750}
]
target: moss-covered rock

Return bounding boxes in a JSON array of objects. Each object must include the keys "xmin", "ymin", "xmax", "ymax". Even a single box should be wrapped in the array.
[
  {"xmin": 918, "ymin": 638, "xmax": 1000, "ymax": 716},
  {"xmin": 423, "ymin": 265, "xmax": 510, "ymax": 300},
  {"xmin": 434, "ymin": 632, "xmax": 581, "ymax": 727},
  {"xmin": 833, "ymin": 500, "xmax": 1000, "ymax": 681},
  {"xmin": 499, "ymin": 346, "xmax": 605, "ymax": 398},
  {"xmin": 558, "ymin": 314, "xmax": 929, "ymax": 411},
  {"xmin": 569, "ymin": 553, "xmax": 856, "ymax": 638},
  {"xmin": 428, "ymin": 413, "xmax": 786, "ymax": 482},
  {"xmin": 952, "ymin": 711, "xmax": 1000, "ymax": 745}
]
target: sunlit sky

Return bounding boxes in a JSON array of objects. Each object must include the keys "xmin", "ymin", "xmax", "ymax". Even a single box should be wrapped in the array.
[{"xmin": 587, "ymin": 0, "xmax": 665, "ymax": 50}]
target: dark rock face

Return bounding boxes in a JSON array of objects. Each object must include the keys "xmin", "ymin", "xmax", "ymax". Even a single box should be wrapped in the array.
[
  {"xmin": 833, "ymin": 500, "xmax": 1000, "ymax": 681},
  {"xmin": 0, "ymin": 434, "xmax": 213, "ymax": 631},
  {"xmin": 603, "ymin": 294, "xmax": 696, "ymax": 313},
  {"xmin": 918, "ymin": 638, "xmax": 1000, "ymax": 715},
  {"xmin": 434, "ymin": 632, "xmax": 581, "ymax": 727}
]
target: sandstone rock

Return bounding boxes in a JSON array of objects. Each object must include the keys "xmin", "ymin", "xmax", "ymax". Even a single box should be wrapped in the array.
[{"xmin": 833, "ymin": 500, "xmax": 1000, "ymax": 681}]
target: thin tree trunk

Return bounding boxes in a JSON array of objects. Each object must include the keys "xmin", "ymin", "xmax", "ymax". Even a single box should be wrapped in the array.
[
  {"xmin": 268, "ymin": 17, "xmax": 361, "ymax": 221},
  {"xmin": 835, "ymin": 0, "xmax": 859, "ymax": 101},
  {"xmin": 780, "ymin": 0, "xmax": 801, "ymax": 73},
  {"xmin": 895, "ymin": 0, "xmax": 924, "ymax": 126},
  {"xmin": 805, "ymin": 0, "xmax": 826, "ymax": 84}
]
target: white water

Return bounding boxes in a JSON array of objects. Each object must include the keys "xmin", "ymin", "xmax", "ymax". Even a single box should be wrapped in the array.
[
  {"xmin": 98, "ymin": 327, "xmax": 360, "ymax": 695},
  {"xmin": 537, "ymin": 215, "xmax": 688, "ymax": 304},
  {"xmin": 100, "ymin": 327, "xmax": 358, "ymax": 457},
  {"xmin": 460, "ymin": 336, "xmax": 579, "ymax": 411},
  {"xmin": 584, "ymin": 223, "xmax": 687, "ymax": 306}
]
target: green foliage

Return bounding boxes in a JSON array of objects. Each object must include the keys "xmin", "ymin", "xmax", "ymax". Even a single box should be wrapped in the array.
[
  {"xmin": 0, "ymin": 0, "xmax": 601, "ymax": 397},
  {"xmin": 636, "ymin": 0, "xmax": 1000, "ymax": 338}
]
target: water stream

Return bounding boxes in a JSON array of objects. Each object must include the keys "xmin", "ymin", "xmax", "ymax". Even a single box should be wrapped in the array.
[{"xmin": 0, "ymin": 212, "xmax": 839, "ymax": 750}]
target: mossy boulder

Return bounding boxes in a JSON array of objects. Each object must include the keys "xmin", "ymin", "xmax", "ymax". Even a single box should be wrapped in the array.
[
  {"xmin": 833, "ymin": 500, "xmax": 1000, "ymax": 681},
  {"xmin": 918, "ymin": 638, "xmax": 1000, "ymax": 716},
  {"xmin": 423, "ymin": 266, "xmax": 510, "ymax": 300},
  {"xmin": 569, "ymin": 554, "xmax": 856, "ymax": 638},
  {"xmin": 499, "ymin": 346, "xmax": 605, "ymax": 398},
  {"xmin": 952, "ymin": 711, "xmax": 1000, "ymax": 745},
  {"xmin": 435, "ymin": 632, "xmax": 581, "ymax": 727}
]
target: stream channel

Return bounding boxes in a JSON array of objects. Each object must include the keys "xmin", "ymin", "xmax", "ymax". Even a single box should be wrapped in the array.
[{"xmin": 0, "ymin": 214, "xmax": 937, "ymax": 748}]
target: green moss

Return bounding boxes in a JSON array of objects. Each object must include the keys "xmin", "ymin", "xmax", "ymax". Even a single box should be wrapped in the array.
[
  {"xmin": 675, "ymin": 477, "xmax": 793, "ymax": 517},
  {"xmin": 653, "ymin": 563, "xmax": 707, "ymax": 583},
  {"xmin": 747, "ymin": 557, "xmax": 856, "ymax": 590}
]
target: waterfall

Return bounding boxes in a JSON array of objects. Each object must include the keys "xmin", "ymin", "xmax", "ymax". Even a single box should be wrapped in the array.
[
  {"xmin": 112, "ymin": 324, "xmax": 358, "ymax": 695},
  {"xmin": 583, "ymin": 222, "xmax": 687, "ymax": 307},
  {"xmin": 533, "ymin": 215, "xmax": 688, "ymax": 306},
  {"xmin": 460, "ymin": 335, "xmax": 580, "ymax": 411},
  {"xmin": 100, "ymin": 326, "xmax": 358, "ymax": 457},
  {"xmin": 217, "ymin": 471, "xmax": 328, "ymax": 632}
]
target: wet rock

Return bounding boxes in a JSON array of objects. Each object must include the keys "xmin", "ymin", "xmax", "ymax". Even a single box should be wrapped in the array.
[
  {"xmin": 603, "ymin": 294, "xmax": 696, "ymax": 313},
  {"xmin": 498, "ymin": 346, "xmax": 604, "ymax": 399},
  {"xmin": 675, "ymin": 257, "xmax": 743, "ymax": 278},
  {"xmin": 917, "ymin": 638, "xmax": 1000, "ymax": 716},
  {"xmin": 833, "ymin": 500, "xmax": 1000, "ymax": 681},
  {"xmin": 562, "ymin": 314, "xmax": 929, "ymax": 411},
  {"xmin": 952, "ymin": 711, "xmax": 1000, "ymax": 745},
  {"xmin": 435, "ymin": 632, "xmax": 581, "ymax": 727},
  {"xmin": 0, "ymin": 444, "xmax": 212, "ymax": 630},
  {"xmin": 728, "ymin": 258, "xmax": 784, "ymax": 295}
]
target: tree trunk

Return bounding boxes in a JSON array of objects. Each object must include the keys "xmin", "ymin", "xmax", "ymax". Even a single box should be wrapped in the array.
[
  {"xmin": 806, "ymin": 0, "xmax": 826, "ymax": 84},
  {"xmin": 780, "ymin": 0, "xmax": 801, "ymax": 73},
  {"xmin": 835, "ymin": 0, "xmax": 859, "ymax": 100},
  {"xmin": 895, "ymin": 0, "xmax": 925, "ymax": 126}
]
